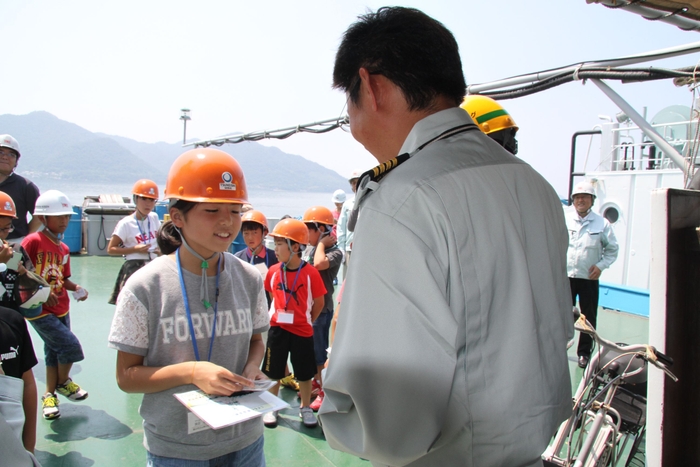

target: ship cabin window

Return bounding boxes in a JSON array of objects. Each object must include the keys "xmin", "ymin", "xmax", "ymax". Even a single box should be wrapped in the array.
[{"xmin": 603, "ymin": 206, "xmax": 619, "ymax": 224}]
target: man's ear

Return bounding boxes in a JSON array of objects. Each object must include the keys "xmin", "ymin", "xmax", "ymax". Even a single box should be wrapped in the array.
[{"xmin": 358, "ymin": 67, "xmax": 380, "ymax": 112}]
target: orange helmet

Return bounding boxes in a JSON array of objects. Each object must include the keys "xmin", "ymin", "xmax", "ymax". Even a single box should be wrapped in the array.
[
  {"xmin": 302, "ymin": 206, "xmax": 334, "ymax": 226},
  {"xmin": 0, "ymin": 191, "xmax": 17, "ymax": 218},
  {"xmin": 241, "ymin": 210, "xmax": 268, "ymax": 230},
  {"xmin": 270, "ymin": 219, "xmax": 309, "ymax": 245},
  {"xmin": 132, "ymin": 179, "xmax": 159, "ymax": 199},
  {"xmin": 164, "ymin": 148, "xmax": 248, "ymax": 204}
]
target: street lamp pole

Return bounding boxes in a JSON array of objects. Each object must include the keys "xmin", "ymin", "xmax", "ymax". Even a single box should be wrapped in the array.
[{"xmin": 180, "ymin": 108, "xmax": 191, "ymax": 144}]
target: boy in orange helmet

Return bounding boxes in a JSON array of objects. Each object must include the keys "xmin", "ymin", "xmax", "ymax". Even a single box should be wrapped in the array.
[{"xmin": 261, "ymin": 219, "xmax": 326, "ymax": 428}]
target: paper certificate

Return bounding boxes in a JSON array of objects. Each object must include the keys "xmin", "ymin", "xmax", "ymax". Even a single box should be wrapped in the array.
[{"xmin": 174, "ymin": 388, "xmax": 289, "ymax": 430}]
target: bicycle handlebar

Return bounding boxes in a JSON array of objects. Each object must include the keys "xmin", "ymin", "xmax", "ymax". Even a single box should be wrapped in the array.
[
  {"xmin": 574, "ymin": 313, "xmax": 679, "ymax": 382},
  {"xmin": 655, "ymin": 349, "xmax": 674, "ymax": 367}
]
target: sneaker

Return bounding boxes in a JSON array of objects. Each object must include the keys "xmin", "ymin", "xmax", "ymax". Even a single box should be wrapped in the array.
[
  {"xmin": 263, "ymin": 410, "xmax": 278, "ymax": 428},
  {"xmin": 280, "ymin": 374, "xmax": 300, "ymax": 391},
  {"xmin": 55, "ymin": 378, "xmax": 89, "ymax": 401},
  {"xmin": 309, "ymin": 390, "xmax": 324, "ymax": 412},
  {"xmin": 42, "ymin": 393, "xmax": 60, "ymax": 420},
  {"xmin": 300, "ymin": 406, "xmax": 317, "ymax": 428}
]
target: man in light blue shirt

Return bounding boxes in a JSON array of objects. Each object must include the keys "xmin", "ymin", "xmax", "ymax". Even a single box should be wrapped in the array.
[{"xmin": 566, "ymin": 180, "xmax": 619, "ymax": 368}]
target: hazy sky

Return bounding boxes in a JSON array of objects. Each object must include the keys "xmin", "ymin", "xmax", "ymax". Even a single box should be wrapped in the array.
[{"xmin": 2, "ymin": 0, "xmax": 698, "ymax": 194}]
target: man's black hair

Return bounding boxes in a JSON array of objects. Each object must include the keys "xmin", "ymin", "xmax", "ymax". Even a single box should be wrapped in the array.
[{"xmin": 333, "ymin": 6, "xmax": 466, "ymax": 111}]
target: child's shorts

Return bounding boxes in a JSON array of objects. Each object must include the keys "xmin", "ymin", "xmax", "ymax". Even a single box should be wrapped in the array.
[
  {"xmin": 29, "ymin": 313, "xmax": 84, "ymax": 367},
  {"xmin": 262, "ymin": 326, "xmax": 316, "ymax": 382}
]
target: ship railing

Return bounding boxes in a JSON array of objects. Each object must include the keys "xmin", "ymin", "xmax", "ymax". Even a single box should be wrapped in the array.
[{"xmin": 596, "ymin": 119, "xmax": 699, "ymax": 173}]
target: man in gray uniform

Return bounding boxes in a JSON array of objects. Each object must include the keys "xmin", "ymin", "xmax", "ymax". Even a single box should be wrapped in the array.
[{"xmin": 318, "ymin": 7, "xmax": 573, "ymax": 467}]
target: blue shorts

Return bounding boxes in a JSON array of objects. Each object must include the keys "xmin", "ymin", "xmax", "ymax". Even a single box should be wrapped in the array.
[
  {"xmin": 312, "ymin": 311, "xmax": 332, "ymax": 366},
  {"xmin": 29, "ymin": 313, "xmax": 84, "ymax": 367},
  {"xmin": 146, "ymin": 435, "xmax": 265, "ymax": 467}
]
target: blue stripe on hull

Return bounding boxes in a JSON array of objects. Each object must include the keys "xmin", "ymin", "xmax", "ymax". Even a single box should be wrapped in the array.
[{"xmin": 599, "ymin": 281, "xmax": 650, "ymax": 317}]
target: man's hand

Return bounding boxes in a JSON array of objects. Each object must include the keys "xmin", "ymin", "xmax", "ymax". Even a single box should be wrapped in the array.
[{"xmin": 588, "ymin": 265, "xmax": 602, "ymax": 280}]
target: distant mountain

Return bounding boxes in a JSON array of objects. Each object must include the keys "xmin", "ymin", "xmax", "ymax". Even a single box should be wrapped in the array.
[{"xmin": 0, "ymin": 111, "xmax": 346, "ymax": 191}]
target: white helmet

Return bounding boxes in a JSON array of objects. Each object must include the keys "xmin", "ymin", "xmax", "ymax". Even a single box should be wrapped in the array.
[
  {"xmin": 35, "ymin": 190, "xmax": 75, "ymax": 216},
  {"xmin": 18, "ymin": 270, "xmax": 51, "ymax": 317},
  {"xmin": 332, "ymin": 189, "xmax": 346, "ymax": 204},
  {"xmin": 572, "ymin": 181, "xmax": 596, "ymax": 200},
  {"xmin": 0, "ymin": 135, "xmax": 20, "ymax": 158},
  {"xmin": 348, "ymin": 169, "xmax": 362, "ymax": 181}
]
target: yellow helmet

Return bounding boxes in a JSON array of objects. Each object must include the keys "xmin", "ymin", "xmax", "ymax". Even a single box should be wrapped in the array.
[{"xmin": 460, "ymin": 95, "xmax": 518, "ymax": 135}]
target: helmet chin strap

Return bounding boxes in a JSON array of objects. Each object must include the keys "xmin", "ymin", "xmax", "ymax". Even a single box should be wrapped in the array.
[
  {"xmin": 283, "ymin": 239, "xmax": 304, "ymax": 269},
  {"xmin": 175, "ymin": 225, "xmax": 220, "ymax": 310},
  {"xmin": 44, "ymin": 227, "xmax": 64, "ymax": 241}
]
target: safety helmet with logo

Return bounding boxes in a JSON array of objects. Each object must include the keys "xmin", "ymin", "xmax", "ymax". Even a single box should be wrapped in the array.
[
  {"xmin": 34, "ymin": 190, "xmax": 75, "ymax": 216},
  {"xmin": 0, "ymin": 135, "xmax": 20, "ymax": 158},
  {"xmin": 164, "ymin": 148, "xmax": 248, "ymax": 204},
  {"xmin": 571, "ymin": 181, "xmax": 596, "ymax": 200},
  {"xmin": 348, "ymin": 169, "xmax": 362, "ymax": 182},
  {"xmin": 460, "ymin": 95, "xmax": 518, "ymax": 135},
  {"xmin": 132, "ymin": 179, "xmax": 159, "ymax": 200},
  {"xmin": 17, "ymin": 270, "xmax": 51, "ymax": 318},
  {"xmin": 241, "ymin": 210, "xmax": 268, "ymax": 231},
  {"xmin": 332, "ymin": 189, "xmax": 346, "ymax": 204},
  {"xmin": 270, "ymin": 218, "xmax": 309, "ymax": 250},
  {"xmin": 302, "ymin": 206, "xmax": 334, "ymax": 226},
  {"xmin": 0, "ymin": 192, "xmax": 17, "ymax": 218}
]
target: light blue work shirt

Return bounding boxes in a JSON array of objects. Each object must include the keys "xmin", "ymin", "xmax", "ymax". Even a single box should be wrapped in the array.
[{"xmin": 565, "ymin": 207, "xmax": 619, "ymax": 279}]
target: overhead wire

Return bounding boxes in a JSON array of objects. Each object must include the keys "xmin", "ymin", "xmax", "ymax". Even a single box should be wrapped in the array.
[
  {"xmin": 192, "ymin": 116, "xmax": 349, "ymax": 148},
  {"xmin": 479, "ymin": 66, "xmax": 699, "ymax": 100},
  {"xmin": 191, "ymin": 63, "xmax": 699, "ymax": 148}
]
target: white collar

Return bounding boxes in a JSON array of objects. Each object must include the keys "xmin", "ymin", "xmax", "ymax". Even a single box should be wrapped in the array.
[{"xmin": 398, "ymin": 107, "xmax": 475, "ymax": 157}]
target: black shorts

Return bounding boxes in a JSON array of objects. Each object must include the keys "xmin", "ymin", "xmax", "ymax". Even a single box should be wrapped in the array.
[{"xmin": 262, "ymin": 326, "xmax": 316, "ymax": 382}]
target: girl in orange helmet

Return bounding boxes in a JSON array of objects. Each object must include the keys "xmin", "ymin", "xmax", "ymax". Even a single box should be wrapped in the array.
[
  {"xmin": 108, "ymin": 149, "xmax": 270, "ymax": 466},
  {"xmin": 107, "ymin": 179, "xmax": 162, "ymax": 305}
]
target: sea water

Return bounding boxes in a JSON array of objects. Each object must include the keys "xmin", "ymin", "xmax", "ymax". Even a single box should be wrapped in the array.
[{"xmin": 30, "ymin": 178, "xmax": 336, "ymax": 218}]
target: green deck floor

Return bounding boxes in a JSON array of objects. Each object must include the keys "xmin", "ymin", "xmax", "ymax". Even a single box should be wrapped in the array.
[{"xmin": 26, "ymin": 255, "xmax": 648, "ymax": 466}]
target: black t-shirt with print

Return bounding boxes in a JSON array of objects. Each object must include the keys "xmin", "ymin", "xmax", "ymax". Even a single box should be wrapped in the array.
[{"xmin": 0, "ymin": 306, "xmax": 37, "ymax": 378}]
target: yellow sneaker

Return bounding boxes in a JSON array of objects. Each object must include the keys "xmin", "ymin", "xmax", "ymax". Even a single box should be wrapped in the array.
[{"xmin": 279, "ymin": 374, "xmax": 300, "ymax": 391}]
